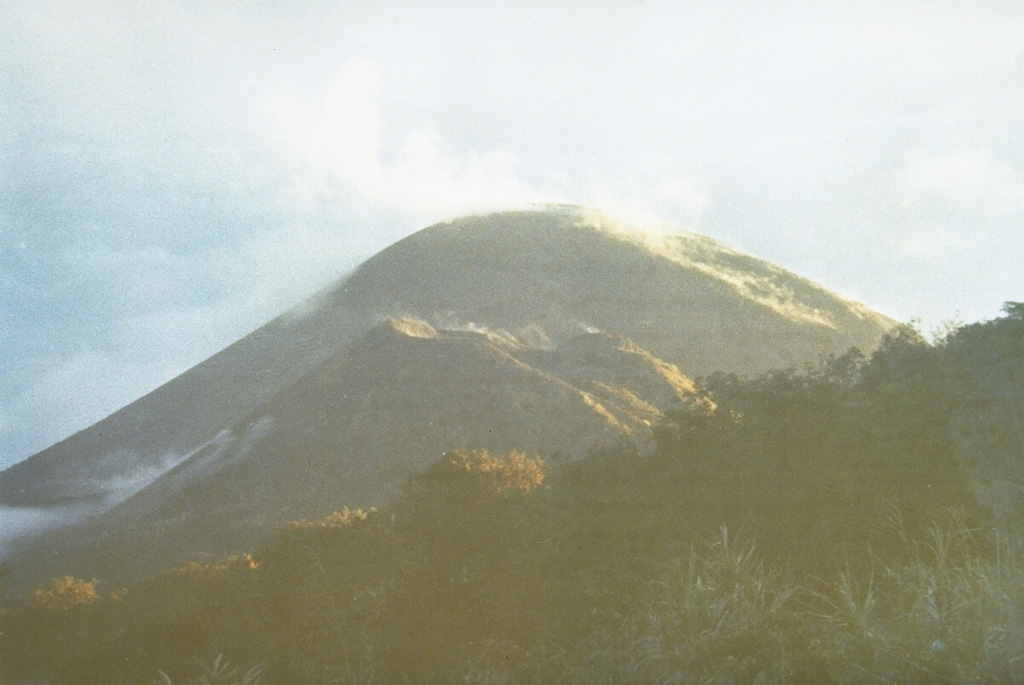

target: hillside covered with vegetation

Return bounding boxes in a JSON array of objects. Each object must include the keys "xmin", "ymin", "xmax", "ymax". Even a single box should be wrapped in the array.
[{"xmin": 2, "ymin": 304, "xmax": 1022, "ymax": 684}]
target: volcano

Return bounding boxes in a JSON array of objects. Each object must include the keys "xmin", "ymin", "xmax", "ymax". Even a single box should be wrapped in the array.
[{"xmin": 0, "ymin": 206, "xmax": 896, "ymax": 587}]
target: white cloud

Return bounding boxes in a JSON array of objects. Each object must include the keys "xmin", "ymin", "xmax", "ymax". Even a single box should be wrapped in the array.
[
  {"xmin": 385, "ymin": 130, "xmax": 534, "ymax": 219},
  {"xmin": 265, "ymin": 58, "xmax": 548, "ymax": 224},
  {"xmin": 882, "ymin": 149, "xmax": 1024, "ymax": 266},
  {"xmin": 268, "ymin": 58, "xmax": 384, "ymax": 192},
  {"xmin": 887, "ymin": 225, "xmax": 963, "ymax": 265},
  {"xmin": 895, "ymin": 149, "xmax": 1024, "ymax": 208},
  {"xmin": 652, "ymin": 174, "xmax": 711, "ymax": 225},
  {"xmin": 584, "ymin": 172, "xmax": 709, "ymax": 232},
  {"xmin": 820, "ymin": 144, "xmax": 1023, "ymax": 326}
]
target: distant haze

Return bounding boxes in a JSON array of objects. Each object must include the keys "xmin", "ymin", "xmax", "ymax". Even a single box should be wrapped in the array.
[{"xmin": 3, "ymin": 2, "xmax": 1023, "ymax": 469}]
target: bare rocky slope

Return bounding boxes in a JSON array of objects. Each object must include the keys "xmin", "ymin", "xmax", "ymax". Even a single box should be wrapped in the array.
[{"xmin": 0, "ymin": 206, "xmax": 897, "ymax": 587}]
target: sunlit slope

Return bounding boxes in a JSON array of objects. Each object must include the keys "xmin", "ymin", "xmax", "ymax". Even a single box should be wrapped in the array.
[
  {"xmin": 13, "ymin": 319, "xmax": 702, "ymax": 585},
  {"xmin": 339, "ymin": 206, "xmax": 895, "ymax": 376}
]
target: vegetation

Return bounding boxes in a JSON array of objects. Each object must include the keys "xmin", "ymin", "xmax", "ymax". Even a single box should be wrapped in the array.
[{"xmin": 2, "ymin": 305, "xmax": 1023, "ymax": 683}]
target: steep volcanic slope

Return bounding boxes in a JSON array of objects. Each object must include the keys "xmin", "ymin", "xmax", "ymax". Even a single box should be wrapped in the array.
[
  {"xmin": 0, "ymin": 299, "xmax": 366, "ymax": 508},
  {"xmin": 338, "ymin": 206, "xmax": 894, "ymax": 375},
  {"xmin": 1, "ymin": 205, "xmax": 897, "ymax": 585},
  {"xmin": 10, "ymin": 319, "xmax": 703, "ymax": 585}
]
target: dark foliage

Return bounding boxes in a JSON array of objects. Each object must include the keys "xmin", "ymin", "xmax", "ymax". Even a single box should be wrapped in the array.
[{"xmin": 3, "ymin": 306, "xmax": 1023, "ymax": 683}]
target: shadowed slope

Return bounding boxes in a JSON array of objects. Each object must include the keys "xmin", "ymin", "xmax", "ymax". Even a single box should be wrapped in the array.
[
  {"xmin": 0, "ymin": 296, "xmax": 365, "ymax": 508},
  {"xmin": 9, "ymin": 319, "xmax": 702, "ymax": 585}
]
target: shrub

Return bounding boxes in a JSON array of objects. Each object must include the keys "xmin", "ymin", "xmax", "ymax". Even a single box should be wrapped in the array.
[{"xmin": 28, "ymin": 575, "xmax": 99, "ymax": 610}]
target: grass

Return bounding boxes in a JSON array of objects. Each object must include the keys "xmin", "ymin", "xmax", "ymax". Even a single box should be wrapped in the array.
[
  {"xmin": 154, "ymin": 655, "xmax": 265, "ymax": 685},
  {"xmin": 7, "ymin": 517, "xmax": 1024, "ymax": 684},
  {"xmin": 550, "ymin": 519, "xmax": 1024, "ymax": 684}
]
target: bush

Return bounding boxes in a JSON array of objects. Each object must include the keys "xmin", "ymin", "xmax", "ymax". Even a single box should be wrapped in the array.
[{"xmin": 29, "ymin": 575, "xmax": 99, "ymax": 610}]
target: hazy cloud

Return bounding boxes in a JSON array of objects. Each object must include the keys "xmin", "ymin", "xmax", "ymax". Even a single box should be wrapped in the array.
[
  {"xmin": 0, "ymin": 450, "xmax": 188, "ymax": 558},
  {"xmin": 881, "ymin": 150, "xmax": 1024, "ymax": 265},
  {"xmin": 267, "ymin": 58, "xmax": 549, "ymax": 224},
  {"xmin": 584, "ymin": 172, "xmax": 709, "ymax": 231},
  {"xmin": 0, "ymin": 506, "xmax": 86, "ymax": 559},
  {"xmin": 896, "ymin": 150, "xmax": 1024, "ymax": 208}
]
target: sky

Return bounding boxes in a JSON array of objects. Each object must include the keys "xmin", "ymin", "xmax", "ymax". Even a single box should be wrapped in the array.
[{"xmin": 2, "ymin": 1, "xmax": 1023, "ymax": 470}]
